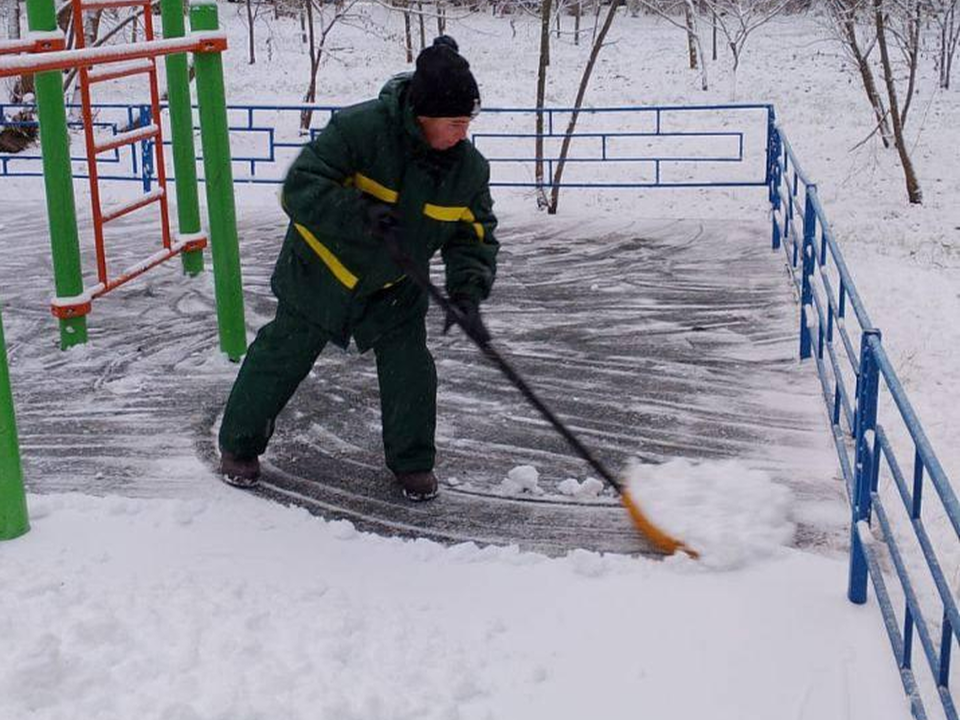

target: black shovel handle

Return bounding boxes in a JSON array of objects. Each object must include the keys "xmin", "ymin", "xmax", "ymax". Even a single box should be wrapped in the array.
[{"xmin": 383, "ymin": 231, "xmax": 623, "ymax": 493}]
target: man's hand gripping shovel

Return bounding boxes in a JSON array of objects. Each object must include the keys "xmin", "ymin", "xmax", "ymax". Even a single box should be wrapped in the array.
[{"xmin": 378, "ymin": 218, "xmax": 698, "ymax": 558}]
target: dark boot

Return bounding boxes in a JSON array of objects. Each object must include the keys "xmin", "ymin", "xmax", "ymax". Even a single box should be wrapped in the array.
[
  {"xmin": 219, "ymin": 451, "xmax": 261, "ymax": 489},
  {"xmin": 395, "ymin": 470, "xmax": 438, "ymax": 501}
]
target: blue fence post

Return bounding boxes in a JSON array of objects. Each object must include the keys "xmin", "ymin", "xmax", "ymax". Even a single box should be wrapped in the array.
[
  {"xmin": 799, "ymin": 185, "xmax": 817, "ymax": 360},
  {"xmin": 768, "ymin": 121, "xmax": 782, "ymax": 251},
  {"xmin": 848, "ymin": 329, "xmax": 882, "ymax": 604},
  {"xmin": 140, "ymin": 104, "xmax": 153, "ymax": 193}
]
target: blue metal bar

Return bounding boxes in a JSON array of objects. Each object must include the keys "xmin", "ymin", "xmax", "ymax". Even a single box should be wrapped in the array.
[
  {"xmin": 912, "ymin": 449, "xmax": 925, "ymax": 519},
  {"xmin": 479, "ymin": 156, "xmax": 745, "ymax": 163},
  {"xmin": 876, "ymin": 434, "xmax": 960, "ymax": 650},
  {"xmin": 475, "ymin": 130, "xmax": 743, "ymax": 139},
  {"xmin": 871, "ymin": 501, "xmax": 958, "ymax": 720},
  {"xmin": 857, "ymin": 520, "xmax": 930, "ymax": 720},
  {"xmin": 849, "ymin": 329, "xmax": 881, "ymax": 604},
  {"xmin": 870, "ymin": 337, "xmax": 960, "ymax": 538},
  {"xmin": 3, "ymin": 101, "xmax": 771, "ymax": 190},
  {"xmin": 799, "ymin": 189, "xmax": 816, "ymax": 360},
  {"xmin": 140, "ymin": 104, "xmax": 153, "ymax": 193}
]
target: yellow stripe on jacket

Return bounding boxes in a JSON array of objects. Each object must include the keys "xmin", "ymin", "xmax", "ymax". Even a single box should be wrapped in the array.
[
  {"xmin": 293, "ymin": 223, "xmax": 359, "ymax": 290},
  {"xmin": 423, "ymin": 203, "xmax": 485, "ymax": 243}
]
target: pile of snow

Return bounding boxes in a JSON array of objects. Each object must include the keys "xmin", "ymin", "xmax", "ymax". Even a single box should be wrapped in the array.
[
  {"xmin": 625, "ymin": 458, "xmax": 796, "ymax": 570},
  {"xmin": 498, "ymin": 464, "xmax": 543, "ymax": 495},
  {"xmin": 557, "ymin": 477, "xmax": 605, "ymax": 498}
]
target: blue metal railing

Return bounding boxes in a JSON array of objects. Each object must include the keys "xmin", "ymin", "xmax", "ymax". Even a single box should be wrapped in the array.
[
  {"xmin": 770, "ymin": 117, "xmax": 959, "ymax": 720},
  {"xmin": 0, "ymin": 102, "xmax": 149, "ymax": 182},
  {"xmin": 0, "ymin": 101, "xmax": 773, "ymax": 189}
]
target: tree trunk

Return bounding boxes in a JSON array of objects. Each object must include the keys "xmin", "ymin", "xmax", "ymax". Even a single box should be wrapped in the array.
[
  {"xmin": 402, "ymin": 0, "xmax": 413, "ymax": 62},
  {"xmin": 418, "ymin": 0, "xmax": 425, "ymax": 49},
  {"xmin": 437, "ymin": 0, "xmax": 446, "ymax": 34},
  {"xmin": 898, "ymin": 0, "xmax": 921, "ymax": 129},
  {"xmin": 548, "ymin": 0, "xmax": 623, "ymax": 213},
  {"xmin": 841, "ymin": 13, "xmax": 892, "ymax": 148},
  {"xmin": 301, "ymin": 0, "xmax": 320, "ymax": 132},
  {"xmin": 712, "ymin": 8, "xmax": 717, "ymax": 60},
  {"xmin": 944, "ymin": 2, "xmax": 959, "ymax": 90},
  {"xmin": 729, "ymin": 43, "xmax": 739, "ymax": 99},
  {"xmin": 684, "ymin": 1, "xmax": 697, "ymax": 69},
  {"xmin": 246, "ymin": 0, "xmax": 256, "ymax": 64},
  {"xmin": 5, "ymin": 0, "xmax": 21, "ymax": 40},
  {"xmin": 535, "ymin": 0, "xmax": 553, "ymax": 209},
  {"xmin": 574, "ymin": 0, "xmax": 580, "ymax": 45},
  {"xmin": 874, "ymin": 0, "xmax": 922, "ymax": 203}
]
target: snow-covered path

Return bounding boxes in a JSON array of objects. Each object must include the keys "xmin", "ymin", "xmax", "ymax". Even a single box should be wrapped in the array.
[{"xmin": 3, "ymin": 194, "xmax": 842, "ymax": 555}]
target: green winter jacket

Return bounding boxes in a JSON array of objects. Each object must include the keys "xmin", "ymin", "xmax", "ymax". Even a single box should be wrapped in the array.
[{"xmin": 271, "ymin": 74, "xmax": 499, "ymax": 352}]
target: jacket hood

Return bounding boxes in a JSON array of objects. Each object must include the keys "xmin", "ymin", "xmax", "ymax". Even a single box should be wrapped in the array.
[{"xmin": 378, "ymin": 73, "xmax": 412, "ymax": 118}]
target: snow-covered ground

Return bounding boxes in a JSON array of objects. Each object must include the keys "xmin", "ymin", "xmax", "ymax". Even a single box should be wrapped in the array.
[
  {"xmin": 4, "ymin": 488, "xmax": 909, "ymax": 720},
  {"xmin": 2, "ymin": 4, "xmax": 958, "ymax": 718}
]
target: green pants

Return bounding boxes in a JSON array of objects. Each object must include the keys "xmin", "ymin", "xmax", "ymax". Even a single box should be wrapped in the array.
[{"xmin": 219, "ymin": 303, "xmax": 437, "ymax": 473}]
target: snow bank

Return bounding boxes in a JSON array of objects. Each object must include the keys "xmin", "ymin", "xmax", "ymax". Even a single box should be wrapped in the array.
[
  {"xmin": 626, "ymin": 458, "xmax": 796, "ymax": 570},
  {"xmin": 0, "ymin": 491, "xmax": 907, "ymax": 720}
]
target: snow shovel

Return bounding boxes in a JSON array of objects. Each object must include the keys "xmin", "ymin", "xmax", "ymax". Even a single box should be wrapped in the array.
[{"xmin": 381, "ymin": 229, "xmax": 698, "ymax": 559}]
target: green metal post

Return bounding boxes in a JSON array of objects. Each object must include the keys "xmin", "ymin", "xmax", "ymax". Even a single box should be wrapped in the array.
[
  {"xmin": 161, "ymin": 0, "xmax": 204, "ymax": 276},
  {"xmin": 0, "ymin": 308, "xmax": 29, "ymax": 541},
  {"xmin": 26, "ymin": 0, "xmax": 88, "ymax": 349},
  {"xmin": 190, "ymin": 2, "xmax": 246, "ymax": 361}
]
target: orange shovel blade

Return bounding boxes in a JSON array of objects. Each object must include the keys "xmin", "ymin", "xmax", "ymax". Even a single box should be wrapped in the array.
[{"xmin": 621, "ymin": 488, "xmax": 699, "ymax": 559}]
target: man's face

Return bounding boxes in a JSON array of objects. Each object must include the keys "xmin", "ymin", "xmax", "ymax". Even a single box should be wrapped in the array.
[{"xmin": 418, "ymin": 116, "xmax": 472, "ymax": 151}]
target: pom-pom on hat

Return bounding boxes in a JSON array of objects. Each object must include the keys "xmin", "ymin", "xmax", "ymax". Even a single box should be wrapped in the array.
[{"xmin": 409, "ymin": 36, "xmax": 481, "ymax": 119}]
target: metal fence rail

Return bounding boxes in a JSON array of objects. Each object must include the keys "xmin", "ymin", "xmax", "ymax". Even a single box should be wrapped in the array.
[
  {"xmin": 0, "ymin": 101, "xmax": 773, "ymax": 189},
  {"xmin": 771, "ymin": 120, "xmax": 959, "ymax": 720}
]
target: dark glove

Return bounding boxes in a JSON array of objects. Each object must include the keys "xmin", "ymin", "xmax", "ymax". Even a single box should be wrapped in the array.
[
  {"xmin": 443, "ymin": 295, "xmax": 490, "ymax": 345},
  {"xmin": 361, "ymin": 196, "xmax": 400, "ymax": 237}
]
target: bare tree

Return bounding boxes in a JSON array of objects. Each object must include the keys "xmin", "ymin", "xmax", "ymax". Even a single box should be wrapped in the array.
[
  {"xmin": 548, "ymin": 0, "xmax": 624, "ymax": 213},
  {"xmin": 826, "ymin": 0, "xmax": 892, "ymax": 148},
  {"xmin": 574, "ymin": 0, "xmax": 581, "ymax": 44},
  {"xmin": 711, "ymin": 6, "xmax": 717, "ymax": 58},
  {"xmin": 535, "ymin": 0, "xmax": 554, "ymax": 208},
  {"xmin": 1, "ymin": 0, "xmax": 20, "ymax": 41},
  {"xmin": 930, "ymin": 0, "xmax": 959, "ymax": 87},
  {"xmin": 399, "ymin": 0, "xmax": 413, "ymax": 61},
  {"xmin": 874, "ymin": 0, "xmax": 923, "ymax": 202},
  {"xmin": 639, "ymin": 0, "xmax": 710, "ymax": 89},
  {"xmin": 683, "ymin": 0, "xmax": 698, "ymax": 67},
  {"xmin": 418, "ymin": 0, "xmax": 426, "ymax": 48},
  {"xmin": 300, "ymin": 0, "xmax": 361, "ymax": 132},
  {"xmin": 246, "ymin": 0, "xmax": 257, "ymax": 63},
  {"xmin": 704, "ymin": 0, "xmax": 791, "ymax": 97}
]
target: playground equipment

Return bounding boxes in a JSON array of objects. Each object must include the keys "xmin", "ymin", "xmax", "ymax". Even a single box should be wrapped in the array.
[
  {"xmin": 0, "ymin": 308, "xmax": 27, "ymax": 541},
  {"xmin": 0, "ymin": 0, "xmax": 248, "ymax": 541},
  {"xmin": 0, "ymin": 0, "xmax": 245, "ymax": 358}
]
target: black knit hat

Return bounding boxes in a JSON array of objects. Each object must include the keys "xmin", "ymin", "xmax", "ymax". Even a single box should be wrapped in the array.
[{"xmin": 409, "ymin": 36, "xmax": 481, "ymax": 118}]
